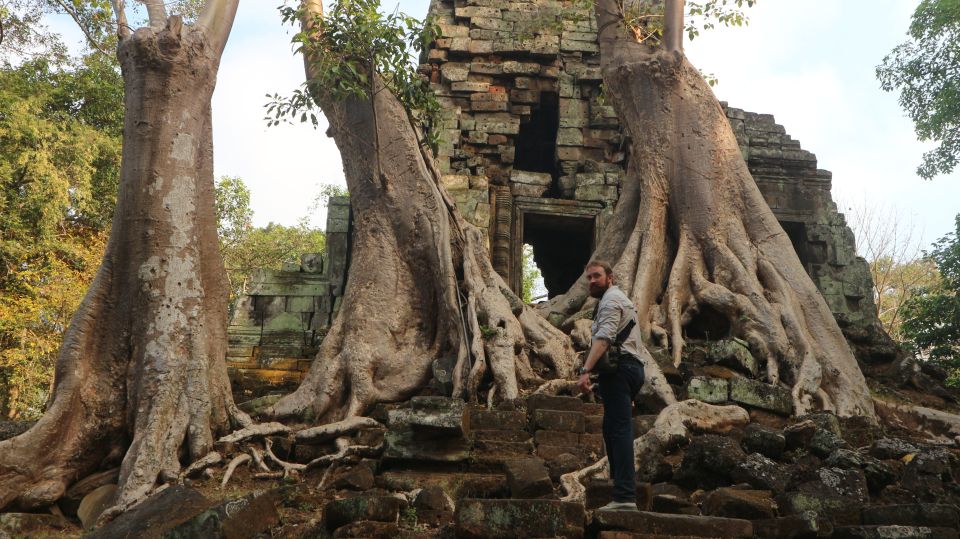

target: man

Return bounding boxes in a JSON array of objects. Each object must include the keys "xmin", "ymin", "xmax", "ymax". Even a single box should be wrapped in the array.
[{"xmin": 577, "ymin": 260, "xmax": 646, "ymax": 512}]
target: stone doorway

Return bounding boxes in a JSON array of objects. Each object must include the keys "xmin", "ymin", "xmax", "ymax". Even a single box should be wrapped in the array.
[{"xmin": 510, "ymin": 198, "xmax": 603, "ymax": 298}]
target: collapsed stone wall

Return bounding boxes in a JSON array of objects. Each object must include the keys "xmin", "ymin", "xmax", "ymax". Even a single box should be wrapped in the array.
[{"xmin": 225, "ymin": 197, "xmax": 351, "ymax": 398}]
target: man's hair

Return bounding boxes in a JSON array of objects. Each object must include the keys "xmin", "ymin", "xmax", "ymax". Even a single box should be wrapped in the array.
[{"xmin": 585, "ymin": 260, "xmax": 613, "ymax": 276}]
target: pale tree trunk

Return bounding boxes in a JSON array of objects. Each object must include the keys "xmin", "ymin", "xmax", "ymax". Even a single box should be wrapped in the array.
[
  {"xmin": 0, "ymin": 2, "xmax": 249, "ymax": 513},
  {"xmin": 541, "ymin": 0, "xmax": 875, "ymax": 419},
  {"xmin": 267, "ymin": 1, "xmax": 577, "ymax": 424}
]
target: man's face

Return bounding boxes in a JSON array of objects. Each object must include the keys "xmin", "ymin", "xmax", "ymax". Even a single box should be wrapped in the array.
[{"xmin": 586, "ymin": 265, "xmax": 613, "ymax": 298}]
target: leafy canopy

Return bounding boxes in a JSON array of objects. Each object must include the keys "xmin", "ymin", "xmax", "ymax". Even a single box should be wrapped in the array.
[
  {"xmin": 0, "ymin": 54, "xmax": 122, "ymax": 419},
  {"xmin": 878, "ymin": 0, "xmax": 960, "ymax": 179},
  {"xmin": 901, "ymin": 214, "xmax": 960, "ymax": 371},
  {"xmin": 267, "ymin": 0, "xmax": 441, "ymax": 148}
]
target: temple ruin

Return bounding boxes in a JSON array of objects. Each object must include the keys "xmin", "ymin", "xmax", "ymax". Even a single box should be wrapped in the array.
[{"xmin": 225, "ymin": 0, "xmax": 892, "ymax": 395}]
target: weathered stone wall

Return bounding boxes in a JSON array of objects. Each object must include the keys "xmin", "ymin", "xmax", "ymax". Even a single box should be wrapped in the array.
[{"xmin": 225, "ymin": 197, "xmax": 352, "ymax": 397}]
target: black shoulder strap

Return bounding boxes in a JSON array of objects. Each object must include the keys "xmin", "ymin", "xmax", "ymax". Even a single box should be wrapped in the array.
[{"xmin": 614, "ymin": 318, "xmax": 635, "ymax": 346}]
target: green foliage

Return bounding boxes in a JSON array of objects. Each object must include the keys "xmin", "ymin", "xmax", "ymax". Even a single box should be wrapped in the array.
[
  {"xmin": 901, "ymin": 215, "xmax": 960, "ymax": 378},
  {"xmin": 214, "ymin": 177, "xmax": 327, "ymax": 304},
  {"xmin": 0, "ymin": 54, "xmax": 123, "ymax": 419},
  {"xmin": 877, "ymin": 0, "xmax": 960, "ymax": 179},
  {"xmin": 521, "ymin": 244, "xmax": 543, "ymax": 304},
  {"xmin": 621, "ymin": 0, "xmax": 755, "ymax": 45},
  {"xmin": 266, "ymin": 0, "xmax": 442, "ymax": 150}
]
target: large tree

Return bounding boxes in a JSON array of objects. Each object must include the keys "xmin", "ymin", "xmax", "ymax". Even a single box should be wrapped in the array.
[
  {"xmin": 878, "ymin": 0, "xmax": 960, "ymax": 180},
  {"xmin": 269, "ymin": 0, "xmax": 875, "ymax": 423},
  {"xmin": 0, "ymin": 0, "xmax": 249, "ymax": 515}
]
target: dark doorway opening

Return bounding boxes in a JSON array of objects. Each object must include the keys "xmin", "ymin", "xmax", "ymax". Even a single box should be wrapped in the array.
[
  {"xmin": 523, "ymin": 212, "xmax": 594, "ymax": 298},
  {"xmin": 780, "ymin": 220, "xmax": 828, "ymax": 275},
  {"xmin": 514, "ymin": 92, "xmax": 559, "ymax": 184}
]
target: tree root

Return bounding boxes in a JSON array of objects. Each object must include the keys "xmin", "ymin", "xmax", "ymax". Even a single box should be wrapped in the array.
[
  {"xmin": 560, "ymin": 400, "xmax": 749, "ymax": 503},
  {"xmin": 264, "ymin": 439, "xmax": 305, "ymax": 478},
  {"xmin": 220, "ymin": 454, "xmax": 251, "ymax": 489},
  {"xmin": 246, "ymin": 446, "xmax": 270, "ymax": 473},
  {"xmin": 218, "ymin": 422, "xmax": 289, "ymax": 445},
  {"xmin": 180, "ymin": 452, "xmax": 222, "ymax": 480},
  {"xmin": 295, "ymin": 417, "xmax": 383, "ymax": 445}
]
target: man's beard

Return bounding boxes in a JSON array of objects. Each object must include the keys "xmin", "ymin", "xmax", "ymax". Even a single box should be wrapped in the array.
[{"xmin": 588, "ymin": 282, "xmax": 608, "ymax": 298}]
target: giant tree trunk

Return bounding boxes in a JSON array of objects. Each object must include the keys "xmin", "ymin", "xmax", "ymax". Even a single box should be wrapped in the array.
[
  {"xmin": 0, "ymin": 12, "xmax": 248, "ymax": 512},
  {"xmin": 268, "ymin": 2, "xmax": 577, "ymax": 423},
  {"xmin": 541, "ymin": 0, "xmax": 875, "ymax": 418}
]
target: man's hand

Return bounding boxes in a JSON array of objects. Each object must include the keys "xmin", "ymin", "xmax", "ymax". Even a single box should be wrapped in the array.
[{"xmin": 577, "ymin": 372, "xmax": 592, "ymax": 394}]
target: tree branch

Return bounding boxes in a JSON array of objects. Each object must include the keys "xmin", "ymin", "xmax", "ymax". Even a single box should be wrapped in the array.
[
  {"xmin": 51, "ymin": 0, "xmax": 112, "ymax": 54},
  {"xmin": 197, "ymin": 0, "xmax": 240, "ymax": 57},
  {"xmin": 141, "ymin": 0, "xmax": 167, "ymax": 28},
  {"xmin": 110, "ymin": 0, "xmax": 130, "ymax": 40},
  {"xmin": 663, "ymin": 0, "xmax": 685, "ymax": 53}
]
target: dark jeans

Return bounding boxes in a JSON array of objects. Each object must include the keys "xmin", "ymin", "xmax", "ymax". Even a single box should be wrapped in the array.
[{"xmin": 597, "ymin": 358, "xmax": 645, "ymax": 503}]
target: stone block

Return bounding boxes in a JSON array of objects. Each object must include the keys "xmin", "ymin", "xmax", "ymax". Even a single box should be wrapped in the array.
[
  {"xmin": 501, "ymin": 61, "xmax": 542, "ymax": 75},
  {"xmin": 575, "ymin": 184, "xmax": 617, "ymax": 202},
  {"xmin": 557, "ymin": 127, "xmax": 584, "ymax": 146},
  {"xmin": 474, "ymin": 112, "xmax": 520, "ymax": 134},
  {"xmin": 560, "ymin": 38, "xmax": 599, "ymax": 53},
  {"xmin": 452, "ymin": 81, "xmax": 491, "ymax": 92},
  {"xmin": 332, "ymin": 521, "xmax": 399, "ymax": 537},
  {"xmin": 471, "ymin": 16, "xmax": 513, "ymax": 31},
  {"xmin": 742, "ymin": 423, "xmax": 786, "ymax": 459},
  {"xmin": 707, "ymin": 338, "xmax": 759, "ymax": 376},
  {"xmin": 527, "ymin": 393, "xmax": 584, "ymax": 415},
  {"xmin": 686, "ymin": 376, "xmax": 729, "ymax": 404},
  {"xmin": 300, "ymin": 252, "xmax": 324, "ymax": 273},
  {"xmin": 438, "ymin": 23, "xmax": 469, "ymax": 38},
  {"xmin": 510, "ymin": 89, "xmax": 540, "ymax": 104},
  {"xmin": 593, "ymin": 510, "xmax": 753, "ymax": 538},
  {"xmin": 455, "ymin": 499, "xmax": 584, "ymax": 538},
  {"xmin": 472, "ymin": 429, "xmax": 531, "ymax": 443},
  {"xmin": 440, "ymin": 62, "xmax": 470, "ymax": 83},
  {"xmin": 471, "ymin": 100, "xmax": 508, "ymax": 112},
  {"xmin": 511, "ymin": 171, "xmax": 552, "ymax": 188},
  {"xmin": 862, "ymin": 505, "xmax": 960, "ymax": 528},
  {"xmin": 78, "ymin": 484, "xmax": 118, "ymax": 529},
  {"xmin": 575, "ymin": 172, "xmax": 605, "ymax": 187},
  {"xmin": 534, "ymin": 430, "xmax": 579, "ymax": 446},
  {"xmin": 0, "ymin": 514, "xmax": 72, "ymax": 537},
  {"xmin": 533, "ymin": 409, "xmax": 585, "ymax": 433},
  {"xmin": 702, "ymin": 488, "xmax": 776, "ymax": 520},
  {"xmin": 455, "ymin": 5, "xmax": 502, "ymax": 18},
  {"xmin": 471, "ymin": 61, "xmax": 503, "ymax": 75},
  {"xmin": 729, "ymin": 377, "xmax": 793, "ymax": 415},
  {"xmin": 754, "ymin": 512, "xmax": 834, "ymax": 539},
  {"xmin": 504, "ymin": 458, "xmax": 554, "ymax": 498},
  {"xmin": 558, "ymin": 146, "xmax": 582, "ymax": 161},
  {"xmin": 831, "ymin": 526, "xmax": 955, "ymax": 539},
  {"xmin": 382, "ymin": 428, "xmax": 471, "ymax": 463},
  {"xmin": 86, "ymin": 485, "xmax": 213, "ymax": 539},
  {"xmin": 465, "ymin": 408, "xmax": 527, "ymax": 431},
  {"xmin": 440, "ymin": 174, "xmax": 470, "ymax": 190},
  {"xmin": 512, "ymin": 182, "xmax": 548, "ymax": 197},
  {"xmin": 325, "ymin": 496, "xmax": 403, "ymax": 530},
  {"xmin": 651, "ymin": 494, "xmax": 700, "ymax": 515}
]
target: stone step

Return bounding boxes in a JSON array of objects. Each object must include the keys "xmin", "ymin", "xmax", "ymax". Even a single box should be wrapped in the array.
[
  {"xmin": 379, "ymin": 470, "xmax": 509, "ymax": 500},
  {"xmin": 455, "ymin": 498, "xmax": 586, "ymax": 538},
  {"xmin": 598, "ymin": 533, "xmax": 721, "ymax": 539},
  {"xmin": 861, "ymin": 504, "xmax": 960, "ymax": 529},
  {"xmin": 754, "ymin": 512, "xmax": 833, "ymax": 538},
  {"xmin": 324, "ymin": 495, "xmax": 405, "ymax": 531},
  {"xmin": 832, "ymin": 526, "xmax": 959, "ymax": 539},
  {"xmin": 592, "ymin": 510, "xmax": 753, "ymax": 538}
]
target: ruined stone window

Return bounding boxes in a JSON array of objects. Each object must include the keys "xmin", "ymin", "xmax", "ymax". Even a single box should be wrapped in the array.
[
  {"xmin": 513, "ymin": 91, "xmax": 560, "ymax": 189},
  {"xmin": 780, "ymin": 220, "xmax": 811, "ymax": 270}
]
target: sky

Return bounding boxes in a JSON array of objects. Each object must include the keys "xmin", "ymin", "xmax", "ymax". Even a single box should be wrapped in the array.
[{"xmin": 49, "ymin": 0, "xmax": 960, "ymax": 249}]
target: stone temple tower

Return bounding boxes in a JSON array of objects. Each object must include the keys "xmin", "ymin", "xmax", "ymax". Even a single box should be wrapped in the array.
[{"xmin": 418, "ymin": 0, "xmax": 893, "ymax": 353}]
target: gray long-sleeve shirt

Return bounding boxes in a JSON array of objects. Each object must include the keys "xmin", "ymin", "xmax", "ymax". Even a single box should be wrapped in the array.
[{"xmin": 592, "ymin": 285, "xmax": 651, "ymax": 362}]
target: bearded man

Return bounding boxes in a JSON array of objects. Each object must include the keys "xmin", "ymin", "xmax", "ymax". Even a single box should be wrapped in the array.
[{"xmin": 576, "ymin": 260, "xmax": 647, "ymax": 511}]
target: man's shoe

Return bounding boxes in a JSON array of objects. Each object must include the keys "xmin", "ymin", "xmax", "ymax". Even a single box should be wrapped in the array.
[{"xmin": 598, "ymin": 501, "xmax": 639, "ymax": 512}]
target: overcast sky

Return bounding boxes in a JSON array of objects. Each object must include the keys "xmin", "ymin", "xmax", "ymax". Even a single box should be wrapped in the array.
[{"xmin": 53, "ymin": 1, "xmax": 960, "ymax": 250}]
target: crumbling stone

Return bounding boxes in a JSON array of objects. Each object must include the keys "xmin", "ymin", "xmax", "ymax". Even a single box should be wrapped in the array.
[
  {"xmin": 701, "ymin": 487, "xmax": 776, "ymax": 520},
  {"xmin": 324, "ymin": 495, "xmax": 404, "ymax": 531},
  {"xmin": 677, "ymin": 435, "xmax": 747, "ymax": 489},
  {"xmin": 592, "ymin": 510, "xmax": 753, "ymax": 538},
  {"xmin": 454, "ymin": 499, "xmax": 585, "ymax": 539},
  {"xmin": 504, "ymin": 458, "xmax": 554, "ymax": 499},
  {"xmin": 742, "ymin": 423, "xmax": 786, "ymax": 459},
  {"xmin": 754, "ymin": 511, "xmax": 834, "ymax": 539}
]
